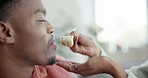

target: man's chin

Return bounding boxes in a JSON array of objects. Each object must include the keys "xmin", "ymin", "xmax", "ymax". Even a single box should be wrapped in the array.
[{"xmin": 47, "ymin": 56, "xmax": 56, "ymax": 65}]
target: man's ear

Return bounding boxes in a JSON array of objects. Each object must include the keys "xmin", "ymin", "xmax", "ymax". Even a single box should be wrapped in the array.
[{"xmin": 0, "ymin": 21, "xmax": 15, "ymax": 44}]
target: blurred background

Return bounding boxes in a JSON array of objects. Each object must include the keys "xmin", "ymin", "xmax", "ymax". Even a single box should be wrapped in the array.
[{"xmin": 42, "ymin": 0, "xmax": 148, "ymax": 78}]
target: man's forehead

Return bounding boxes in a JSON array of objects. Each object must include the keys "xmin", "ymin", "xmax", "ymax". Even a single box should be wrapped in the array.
[
  {"xmin": 20, "ymin": 0, "xmax": 46, "ymax": 17},
  {"xmin": 34, "ymin": 9, "xmax": 46, "ymax": 16}
]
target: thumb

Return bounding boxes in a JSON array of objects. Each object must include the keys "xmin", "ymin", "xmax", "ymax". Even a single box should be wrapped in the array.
[
  {"xmin": 71, "ymin": 62, "xmax": 91, "ymax": 72},
  {"xmin": 70, "ymin": 33, "xmax": 80, "ymax": 52},
  {"xmin": 56, "ymin": 61, "xmax": 73, "ymax": 71},
  {"xmin": 56, "ymin": 61, "xmax": 85, "ymax": 73}
]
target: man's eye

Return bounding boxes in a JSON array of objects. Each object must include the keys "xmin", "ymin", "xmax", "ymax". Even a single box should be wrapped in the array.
[{"xmin": 38, "ymin": 20, "xmax": 46, "ymax": 22}]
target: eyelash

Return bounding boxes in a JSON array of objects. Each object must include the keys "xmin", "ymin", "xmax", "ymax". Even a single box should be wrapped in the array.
[{"xmin": 38, "ymin": 20, "xmax": 46, "ymax": 22}]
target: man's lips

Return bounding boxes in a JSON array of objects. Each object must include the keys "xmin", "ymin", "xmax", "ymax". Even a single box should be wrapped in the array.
[
  {"xmin": 48, "ymin": 38, "xmax": 57, "ymax": 49},
  {"xmin": 49, "ymin": 38, "xmax": 55, "ymax": 44}
]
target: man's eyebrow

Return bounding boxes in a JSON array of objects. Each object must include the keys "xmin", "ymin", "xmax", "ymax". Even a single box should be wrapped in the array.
[{"xmin": 34, "ymin": 9, "xmax": 46, "ymax": 16}]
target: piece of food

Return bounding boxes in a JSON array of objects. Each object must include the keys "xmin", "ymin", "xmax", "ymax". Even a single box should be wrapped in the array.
[{"xmin": 60, "ymin": 35, "xmax": 74, "ymax": 47}]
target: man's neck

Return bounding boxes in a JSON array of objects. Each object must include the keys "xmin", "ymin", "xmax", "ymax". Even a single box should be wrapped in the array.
[{"xmin": 0, "ymin": 54, "xmax": 34, "ymax": 78}]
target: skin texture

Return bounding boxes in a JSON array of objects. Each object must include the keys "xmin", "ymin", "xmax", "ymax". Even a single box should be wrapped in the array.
[
  {"xmin": 0, "ymin": 0, "xmax": 56, "ymax": 78},
  {"xmin": 57, "ymin": 32, "xmax": 127, "ymax": 78},
  {"xmin": 0, "ymin": 0, "xmax": 127, "ymax": 78},
  {"xmin": 68, "ymin": 32, "xmax": 102, "ymax": 57}
]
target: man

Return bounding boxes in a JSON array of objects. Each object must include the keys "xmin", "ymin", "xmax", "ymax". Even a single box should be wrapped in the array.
[
  {"xmin": 57, "ymin": 32, "xmax": 148, "ymax": 78},
  {"xmin": 0, "ymin": 0, "xmax": 77, "ymax": 78},
  {"xmin": 0, "ymin": 0, "xmax": 134, "ymax": 78}
]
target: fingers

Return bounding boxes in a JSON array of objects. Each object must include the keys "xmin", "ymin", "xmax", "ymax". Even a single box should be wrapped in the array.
[
  {"xmin": 70, "ymin": 32, "xmax": 95, "ymax": 57},
  {"xmin": 70, "ymin": 32, "xmax": 80, "ymax": 52},
  {"xmin": 64, "ymin": 32, "xmax": 100, "ymax": 57},
  {"xmin": 56, "ymin": 61, "xmax": 80, "ymax": 72},
  {"xmin": 56, "ymin": 61, "xmax": 73, "ymax": 72},
  {"xmin": 68, "ymin": 31, "xmax": 93, "ymax": 47},
  {"xmin": 57, "ymin": 61, "xmax": 95, "ymax": 77},
  {"xmin": 56, "ymin": 60, "xmax": 90, "ymax": 72}
]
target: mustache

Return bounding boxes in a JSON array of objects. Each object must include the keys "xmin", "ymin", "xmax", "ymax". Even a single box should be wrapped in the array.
[
  {"xmin": 48, "ymin": 34, "xmax": 55, "ymax": 44},
  {"xmin": 51, "ymin": 34, "xmax": 54, "ymax": 39},
  {"xmin": 49, "ymin": 34, "xmax": 54, "ymax": 40}
]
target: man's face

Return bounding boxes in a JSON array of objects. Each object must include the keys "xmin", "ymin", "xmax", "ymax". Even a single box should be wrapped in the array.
[{"xmin": 9, "ymin": 0, "xmax": 57, "ymax": 65}]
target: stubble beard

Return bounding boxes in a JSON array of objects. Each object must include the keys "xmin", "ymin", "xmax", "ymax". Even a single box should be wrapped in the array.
[{"xmin": 47, "ymin": 56, "xmax": 56, "ymax": 65}]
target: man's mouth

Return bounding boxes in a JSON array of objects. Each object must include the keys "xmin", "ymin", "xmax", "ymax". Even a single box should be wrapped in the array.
[{"xmin": 48, "ymin": 37, "xmax": 57, "ymax": 49}]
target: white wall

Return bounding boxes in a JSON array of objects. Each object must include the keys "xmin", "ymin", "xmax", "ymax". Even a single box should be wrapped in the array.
[{"xmin": 42, "ymin": 0, "xmax": 95, "ymax": 33}]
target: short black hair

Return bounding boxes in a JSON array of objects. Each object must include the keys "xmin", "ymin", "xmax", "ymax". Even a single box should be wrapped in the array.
[{"xmin": 0, "ymin": 0, "xmax": 22, "ymax": 22}]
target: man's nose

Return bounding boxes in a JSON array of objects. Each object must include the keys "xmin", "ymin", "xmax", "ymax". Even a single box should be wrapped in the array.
[{"xmin": 46, "ymin": 21, "xmax": 55, "ymax": 34}]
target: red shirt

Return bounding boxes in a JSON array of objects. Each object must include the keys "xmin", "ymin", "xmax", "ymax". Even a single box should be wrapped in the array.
[{"xmin": 32, "ymin": 56, "xmax": 77, "ymax": 78}]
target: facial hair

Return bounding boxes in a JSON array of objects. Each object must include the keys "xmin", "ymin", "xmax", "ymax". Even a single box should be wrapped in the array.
[{"xmin": 47, "ymin": 56, "xmax": 56, "ymax": 65}]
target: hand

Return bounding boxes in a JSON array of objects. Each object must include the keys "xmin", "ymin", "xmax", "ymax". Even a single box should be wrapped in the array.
[
  {"xmin": 69, "ymin": 32, "xmax": 102, "ymax": 57},
  {"xmin": 57, "ymin": 56, "xmax": 127, "ymax": 78}
]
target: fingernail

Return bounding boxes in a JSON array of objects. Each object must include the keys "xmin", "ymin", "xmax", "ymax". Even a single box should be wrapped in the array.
[
  {"xmin": 69, "ymin": 65, "xmax": 74, "ymax": 71},
  {"xmin": 73, "ymin": 65, "xmax": 78, "ymax": 70},
  {"xmin": 70, "ymin": 65, "xmax": 78, "ymax": 71}
]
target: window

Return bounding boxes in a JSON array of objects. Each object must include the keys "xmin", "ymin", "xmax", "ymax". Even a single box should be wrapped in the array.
[{"xmin": 95, "ymin": 0, "xmax": 147, "ymax": 53}]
